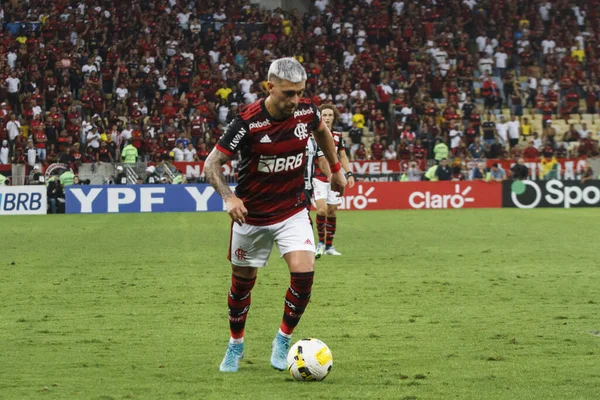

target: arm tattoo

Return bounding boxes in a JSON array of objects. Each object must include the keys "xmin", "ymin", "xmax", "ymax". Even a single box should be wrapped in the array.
[{"xmin": 204, "ymin": 149, "xmax": 234, "ymax": 201}]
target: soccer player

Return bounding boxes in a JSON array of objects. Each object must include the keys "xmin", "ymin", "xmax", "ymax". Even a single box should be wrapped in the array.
[
  {"xmin": 304, "ymin": 134, "xmax": 328, "ymax": 212},
  {"xmin": 313, "ymin": 104, "xmax": 355, "ymax": 258},
  {"xmin": 204, "ymin": 58, "xmax": 347, "ymax": 373}
]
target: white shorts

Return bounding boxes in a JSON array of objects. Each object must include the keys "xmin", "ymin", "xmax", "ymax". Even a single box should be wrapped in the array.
[
  {"xmin": 312, "ymin": 178, "xmax": 342, "ymax": 205},
  {"xmin": 228, "ymin": 208, "xmax": 315, "ymax": 267}
]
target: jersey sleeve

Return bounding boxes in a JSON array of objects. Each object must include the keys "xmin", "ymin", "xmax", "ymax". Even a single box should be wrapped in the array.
[
  {"xmin": 311, "ymin": 102, "xmax": 322, "ymax": 130},
  {"xmin": 216, "ymin": 117, "xmax": 248, "ymax": 156},
  {"xmin": 338, "ymin": 136, "xmax": 347, "ymax": 152}
]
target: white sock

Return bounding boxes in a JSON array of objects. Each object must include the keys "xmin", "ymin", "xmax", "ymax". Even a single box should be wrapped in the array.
[
  {"xmin": 278, "ymin": 329, "xmax": 292, "ymax": 339},
  {"xmin": 229, "ymin": 337, "xmax": 244, "ymax": 344}
]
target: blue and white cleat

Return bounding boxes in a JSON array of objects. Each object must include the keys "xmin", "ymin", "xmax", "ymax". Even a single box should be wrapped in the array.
[
  {"xmin": 219, "ymin": 342, "xmax": 244, "ymax": 372},
  {"xmin": 270, "ymin": 332, "xmax": 291, "ymax": 371},
  {"xmin": 315, "ymin": 242, "xmax": 325, "ymax": 259}
]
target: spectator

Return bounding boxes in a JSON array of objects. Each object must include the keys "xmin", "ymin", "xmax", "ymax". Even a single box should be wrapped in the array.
[
  {"xmin": 468, "ymin": 137, "xmax": 485, "ymax": 160},
  {"xmin": 511, "ymin": 158, "xmax": 529, "ymax": 180},
  {"xmin": 581, "ymin": 162, "xmax": 594, "ymax": 184},
  {"xmin": 449, "ymin": 124, "xmax": 463, "ymax": 153},
  {"xmin": 481, "ymin": 114, "xmax": 497, "ymax": 147},
  {"xmin": 173, "ymin": 142, "xmax": 185, "ymax": 162},
  {"xmin": 7, "ymin": 114, "xmax": 20, "ymax": 148},
  {"xmin": 371, "ymin": 135, "xmax": 384, "ymax": 161},
  {"xmin": 488, "ymin": 163, "xmax": 506, "ymax": 182},
  {"xmin": 184, "ymin": 143, "xmax": 197, "ymax": 162},
  {"xmin": 352, "ymin": 107, "xmax": 365, "ymax": 129},
  {"xmin": 355, "ymin": 143, "xmax": 367, "ymax": 161},
  {"xmin": 384, "ymin": 145, "xmax": 397, "ymax": 161},
  {"xmin": 507, "ymin": 116, "xmax": 520, "ymax": 148},
  {"xmin": 471, "ymin": 162, "xmax": 487, "ymax": 181},
  {"xmin": 495, "ymin": 116, "xmax": 509, "ymax": 147},
  {"xmin": 4, "ymin": 71, "xmax": 20, "ymax": 113},
  {"xmin": 26, "ymin": 141, "xmax": 37, "ymax": 167},
  {"xmin": 435, "ymin": 158, "xmax": 452, "ymax": 181},
  {"xmin": 86, "ymin": 127, "xmax": 101, "ymax": 152},
  {"xmin": 0, "ymin": 140, "xmax": 9, "ymax": 164},
  {"xmin": 348, "ymin": 122, "xmax": 363, "ymax": 157}
]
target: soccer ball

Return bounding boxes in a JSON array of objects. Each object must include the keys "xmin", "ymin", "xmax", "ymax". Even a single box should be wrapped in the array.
[{"xmin": 287, "ymin": 338, "xmax": 333, "ymax": 381}]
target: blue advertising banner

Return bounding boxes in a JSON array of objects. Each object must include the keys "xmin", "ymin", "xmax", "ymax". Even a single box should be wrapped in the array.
[{"xmin": 65, "ymin": 185, "xmax": 235, "ymax": 214}]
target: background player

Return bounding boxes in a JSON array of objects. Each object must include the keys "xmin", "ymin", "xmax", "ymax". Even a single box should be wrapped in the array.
[
  {"xmin": 313, "ymin": 104, "xmax": 355, "ymax": 258},
  {"xmin": 304, "ymin": 134, "xmax": 328, "ymax": 213},
  {"xmin": 204, "ymin": 58, "xmax": 347, "ymax": 373}
]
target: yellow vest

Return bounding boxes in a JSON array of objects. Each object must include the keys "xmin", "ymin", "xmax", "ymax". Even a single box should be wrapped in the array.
[{"xmin": 521, "ymin": 124, "xmax": 531, "ymax": 136}]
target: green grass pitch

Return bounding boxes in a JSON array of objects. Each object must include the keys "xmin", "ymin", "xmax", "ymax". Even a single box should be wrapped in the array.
[{"xmin": 1, "ymin": 209, "xmax": 600, "ymax": 399}]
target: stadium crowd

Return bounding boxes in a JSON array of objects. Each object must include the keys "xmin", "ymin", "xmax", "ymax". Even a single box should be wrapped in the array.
[{"xmin": 0, "ymin": 0, "xmax": 599, "ymax": 182}]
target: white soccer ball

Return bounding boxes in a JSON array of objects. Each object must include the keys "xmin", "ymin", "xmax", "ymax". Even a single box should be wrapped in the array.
[{"xmin": 287, "ymin": 338, "xmax": 333, "ymax": 381}]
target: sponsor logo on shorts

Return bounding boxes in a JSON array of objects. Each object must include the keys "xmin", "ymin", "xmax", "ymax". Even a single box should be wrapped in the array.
[{"xmin": 304, "ymin": 238, "xmax": 313, "ymax": 245}]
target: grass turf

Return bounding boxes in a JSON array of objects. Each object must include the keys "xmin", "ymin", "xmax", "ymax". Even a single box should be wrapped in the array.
[{"xmin": 1, "ymin": 209, "xmax": 600, "ymax": 399}]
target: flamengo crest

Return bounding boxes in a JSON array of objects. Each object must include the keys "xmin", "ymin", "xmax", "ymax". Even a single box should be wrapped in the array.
[{"xmin": 294, "ymin": 123, "xmax": 308, "ymax": 140}]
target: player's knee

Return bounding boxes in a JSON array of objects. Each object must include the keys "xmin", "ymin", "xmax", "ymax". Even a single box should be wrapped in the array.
[
  {"xmin": 326, "ymin": 206, "xmax": 337, "ymax": 218},
  {"xmin": 232, "ymin": 265, "xmax": 258, "ymax": 279},
  {"xmin": 291, "ymin": 261, "xmax": 314, "ymax": 273},
  {"xmin": 284, "ymin": 251, "xmax": 315, "ymax": 273}
]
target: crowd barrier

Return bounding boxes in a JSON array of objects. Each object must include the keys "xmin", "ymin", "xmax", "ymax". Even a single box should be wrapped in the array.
[{"xmin": 2, "ymin": 180, "xmax": 600, "ymax": 215}]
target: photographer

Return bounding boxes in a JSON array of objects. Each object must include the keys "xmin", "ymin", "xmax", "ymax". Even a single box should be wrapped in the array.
[
  {"xmin": 406, "ymin": 161, "xmax": 422, "ymax": 181},
  {"xmin": 115, "ymin": 166, "xmax": 128, "ymax": 185},
  {"xmin": 30, "ymin": 165, "xmax": 45, "ymax": 185},
  {"xmin": 47, "ymin": 176, "xmax": 64, "ymax": 214}
]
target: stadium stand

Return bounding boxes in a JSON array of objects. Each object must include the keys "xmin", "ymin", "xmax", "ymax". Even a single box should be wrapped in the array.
[{"xmin": 0, "ymin": 0, "xmax": 599, "ymax": 182}]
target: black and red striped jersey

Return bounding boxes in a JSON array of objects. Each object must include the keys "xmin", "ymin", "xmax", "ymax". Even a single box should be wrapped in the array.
[
  {"xmin": 216, "ymin": 98, "xmax": 322, "ymax": 225},
  {"xmin": 314, "ymin": 130, "xmax": 345, "ymax": 183}
]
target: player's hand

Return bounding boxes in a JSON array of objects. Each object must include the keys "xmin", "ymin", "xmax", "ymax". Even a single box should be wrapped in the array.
[
  {"xmin": 347, "ymin": 175, "xmax": 355, "ymax": 188},
  {"xmin": 226, "ymin": 195, "xmax": 248, "ymax": 226},
  {"xmin": 330, "ymin": 171, "xmax": 347, "ymax": 195}
]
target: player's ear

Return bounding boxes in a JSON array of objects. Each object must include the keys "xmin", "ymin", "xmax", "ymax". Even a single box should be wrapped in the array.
[{"xmin": 267, "ymin": 80, "xmax": 275, "ymax": 94}]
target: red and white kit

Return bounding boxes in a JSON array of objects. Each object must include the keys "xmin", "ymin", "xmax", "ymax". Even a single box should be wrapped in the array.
[
  {"xmin": 216, "ymin": 98, "xmax": 322, "ymax": 266},
  {"xmin": 312, "ymin": 130, "xmax": 345, "ymax": 205}
]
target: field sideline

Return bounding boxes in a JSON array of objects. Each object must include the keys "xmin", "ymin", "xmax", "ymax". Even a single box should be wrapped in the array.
[{"xmin": 1, "ymin": 209, "xmax": 600, "ymax": 399}]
